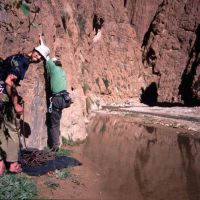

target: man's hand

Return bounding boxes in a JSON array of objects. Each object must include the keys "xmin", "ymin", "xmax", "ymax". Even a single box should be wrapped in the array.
[
  {"xmin": 39, "ymin": 34, "xmax": 44, "ymax": 45},
  {"xmin": 5, "ymin": 74, "xmax": 23, "ymax": 114},
  {"xmin": 14, "ymin": 103, "xmax": 23, "ymax": 114}
]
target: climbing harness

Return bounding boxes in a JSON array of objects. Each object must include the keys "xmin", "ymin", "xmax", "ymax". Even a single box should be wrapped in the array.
[
  {"xmin": 48, "ymin": 97, "xmax": 53, "ymax": 113},
  {"xmin": 48, "ymin": 91, "xmax": 71, "ymax": 113}
]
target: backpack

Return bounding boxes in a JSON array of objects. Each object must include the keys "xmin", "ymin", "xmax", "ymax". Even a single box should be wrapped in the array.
[{"xmin": 0, "ymin": 56, "xmax": 13, "ymax": 81}]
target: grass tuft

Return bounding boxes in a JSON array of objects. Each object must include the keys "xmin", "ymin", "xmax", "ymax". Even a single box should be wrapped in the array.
[
  {"xmin": 55, "ymin": 148, "xmax": 72, "ymax": 157},
  {"xmin": 44, "ymin": 180, "xmax": 59, "ymax": 190},
  {"xmin": 0, "ymin": 173, "xmax": 37, "ymax": 199},
  {"xmin": 62, "ymin": 136, "xmax": 75, "ymax": 146},
  {"xmin": 55, "ymin": 168, "xmax": 71, "ymax": 180}
]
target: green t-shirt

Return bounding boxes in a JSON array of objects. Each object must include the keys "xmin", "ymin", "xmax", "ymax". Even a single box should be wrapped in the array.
[{"xmin": 45, "ymin": 59, "xmax": 67, "ymax": 94}]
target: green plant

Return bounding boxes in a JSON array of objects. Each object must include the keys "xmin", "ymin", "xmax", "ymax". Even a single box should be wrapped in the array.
[
  {"xmin": 12, "ymin": 0, "xmax": 30, "ymax": 16},
  {"xmin": 20, "ymin": 0, "xmax": 30, "ymax": 16},
  {"xmin": 55, "ymin": 148, "xmax": 71, "ymax": 157},
  {"xmin": 62, "ymin": 136, "xmax": 75, "ymax": 146},
  {"xmin": 55, "ymin": 168, "xmax": 71, "ymax": 180},
  {"xmin": 0, "ymin": 173, "xmax": 37, "ymax": 199},
  {"xmin": 44, "ymin": 180, "xmax": 59, "ymax": 190},
  {"xmin": 82, "ymin": 82, "xmax": 90, "ymax": 95},
  {"xmin": 95, "ymin": 77, "xmax": 100, "ymax": 85},
  {"xmin": 55, "ymin": 168, "xmax": 80, "ymax": 185},
  {"xmin": 102, "ymin": 78, "xmax": 110, "ymax": 89}
]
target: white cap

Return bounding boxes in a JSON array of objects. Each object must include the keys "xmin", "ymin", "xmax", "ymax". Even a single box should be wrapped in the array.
[{"xmin": 34, "ymin": 44, "xmax": 50, "ymax": 60}]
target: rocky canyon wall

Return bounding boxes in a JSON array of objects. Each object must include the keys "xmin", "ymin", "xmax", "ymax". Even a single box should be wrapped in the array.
[
  {"xmin": 0, "ymin": 0, "xmax": 199, "ymax": 148},
  {"xmin": 126, "ymin": 0, "xmax": 200, "ymax": 104},
  {"xmin": 0, "ymin": 0, "xmax": 145, "ymax": 148}
]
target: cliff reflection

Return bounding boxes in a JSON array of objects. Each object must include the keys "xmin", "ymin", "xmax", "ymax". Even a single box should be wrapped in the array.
[{"xmin": 84, "ymin": 114, "xmax": 200, "ymax": 200}]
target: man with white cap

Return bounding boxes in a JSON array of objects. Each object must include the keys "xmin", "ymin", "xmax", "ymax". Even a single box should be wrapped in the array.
[
  {"xmin": 0, "ymin": 41, "xmax": 49, "ymax": 175},
  {"xmin": 38, "ymin": 36, "xmax": 70, "ymax": 152}
]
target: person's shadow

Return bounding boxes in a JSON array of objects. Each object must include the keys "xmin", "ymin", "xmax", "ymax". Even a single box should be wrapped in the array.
[
  {"xmin": 20, "ymin": 120, "xmax": 31, "ymax": 138},
  {"xmin": 19, "ymin": 120, "xmax": 31, "ymax": 148}
]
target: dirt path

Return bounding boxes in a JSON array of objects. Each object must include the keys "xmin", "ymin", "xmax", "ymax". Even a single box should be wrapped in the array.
[{"xmin": 35, "ymin": 145, "xmax": 103, "ymax": 199}]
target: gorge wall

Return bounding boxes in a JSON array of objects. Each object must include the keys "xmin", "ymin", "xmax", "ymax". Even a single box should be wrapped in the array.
[
  {"xmin": 125, "ymin": 0, "xmax": 200, "ymax": 104},
  {"xmin": 0, "ymin": 0, "xmax": 199, "ymax": 148}
]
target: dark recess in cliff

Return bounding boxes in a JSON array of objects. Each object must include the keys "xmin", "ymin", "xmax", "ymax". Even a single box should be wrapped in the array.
[
  {"xmin": 124, "ymin": 0, "xmax": 127, "ymax": 7},
  {"xmin": 140, "ymin": 82, "xmax": 158, "ymax": 106},
  {"xmin": 179, "ymin": 24, "xmax": 200, "ymax": 106}
]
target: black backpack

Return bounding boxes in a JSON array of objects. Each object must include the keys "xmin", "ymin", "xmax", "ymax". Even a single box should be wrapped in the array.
[{"xmin": 0, "ymin": 56, "xmax": 12, "ymax": 81}]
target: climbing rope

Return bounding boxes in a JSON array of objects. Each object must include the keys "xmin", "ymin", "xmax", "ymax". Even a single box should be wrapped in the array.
[
  {"xmin": 19, "ymin": 100, "xmax": 55, "ymax": 167},
  {"xmin": 21, "ymin": 149, "xmax": 55, "ymax": 167},
  {"xmin": 21, "ymin": 100, "xmax": 27, "ymax": 149}
]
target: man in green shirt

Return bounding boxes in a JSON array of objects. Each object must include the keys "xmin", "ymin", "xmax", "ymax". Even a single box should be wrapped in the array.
[
  {"xmin": 39, "ymin": 36, "xmax": 71, "ymax": 151},
  {"xmin": 45, "ymin": 57, "xmax": 71, "ymax": 151}
]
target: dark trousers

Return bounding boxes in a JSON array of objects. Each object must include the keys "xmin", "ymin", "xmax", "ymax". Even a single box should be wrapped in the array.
[
  {"xmin": 48, "ymin": 108, "xmax": 62, "ymax": 149},
  {"xmin": 47, "ymin": 95, "xmax": 68, "ymax": 149}
]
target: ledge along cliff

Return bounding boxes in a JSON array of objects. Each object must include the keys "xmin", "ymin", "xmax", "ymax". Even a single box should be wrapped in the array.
[{"xmin": 0, "ymin": 0, "xmax": 199, "ymax": 148}]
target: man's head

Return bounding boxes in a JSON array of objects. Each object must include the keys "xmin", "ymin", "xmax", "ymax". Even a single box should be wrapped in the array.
[
  {"xmin": 28, "ymin": 49, "xmax": 42, "ymax": 63},
  {"xmin": 28, "ymin": 43, "xmax": 50, "ymax": 63}
]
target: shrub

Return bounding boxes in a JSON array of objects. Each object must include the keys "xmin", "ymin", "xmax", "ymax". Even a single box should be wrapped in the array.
[
  {"xmin": 0, "ymin": 173, "xmax": 37, "ymax": 199},
  {"xmin": 82, "ymin": 82, "xmax": 90, "ymax": 95},
  {"xmin": 44, "ymin": 180, "xmax": 59, "ymax": 190},
  {"xmin": 62, "ymin": 136, "xmax": 75, "ymax": 146},
  {"xmin": 102, "ymin": 78, "xmax": 110, "ymax": 89}
]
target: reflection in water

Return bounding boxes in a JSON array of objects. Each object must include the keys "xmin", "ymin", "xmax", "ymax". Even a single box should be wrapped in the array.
[
  {"xmin": 177, "ymin": 134, "xmax": 200, "ymax": 200},
  {"xmin": 84, "ymin": 114, "xmax": 200, "ymax": 200}
]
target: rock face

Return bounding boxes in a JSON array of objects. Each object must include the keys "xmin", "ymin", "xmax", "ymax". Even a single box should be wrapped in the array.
[
  {"xmin": 0, "ymin": 0, "xmax": 199, "ymax": 148},
  {"xmin": 124, "ymin": 0, "xmax": 162, "ymax": 42},
  {"xmin": 138, "ymin": 0, "xmax": 200, "ymax": 104}
]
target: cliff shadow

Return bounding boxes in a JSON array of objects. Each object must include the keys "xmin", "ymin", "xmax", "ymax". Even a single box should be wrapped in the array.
[
  {"xmin": 178, "ymin": 25, "xmax": 200, "ymax": 106},
  {"xmin": 140, "ymin": 82, "xmax": 184, "ymax": 107},
  {"xmin": 140, "ymin": 82, "xmax": 158, "ymax": 106},
  {"xmin": 43, "ymin": 61, "xmax": 52, "ymax": 148}
]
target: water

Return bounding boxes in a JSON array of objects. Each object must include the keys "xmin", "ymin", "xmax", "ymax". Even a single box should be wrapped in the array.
[{"xmin": 84, "ymin": 113, "xmax": 200, "ymax": 200}]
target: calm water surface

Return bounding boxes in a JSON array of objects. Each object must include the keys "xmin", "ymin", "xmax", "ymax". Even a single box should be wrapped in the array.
[{"xmin": 83, "ymin": 113, "xmax": 200, "ymax": 200}]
